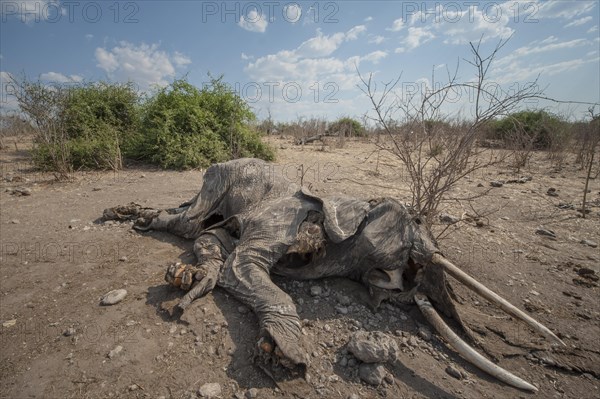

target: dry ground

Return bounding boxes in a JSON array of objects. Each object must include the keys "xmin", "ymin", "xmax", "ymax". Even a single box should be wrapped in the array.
[{"xmin": 0, "ymin": 136, "xmax": 599, "ymax": 399}]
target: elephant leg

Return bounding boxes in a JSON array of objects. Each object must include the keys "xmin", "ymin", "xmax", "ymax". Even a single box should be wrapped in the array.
[{"xmin": 218, "ymin": 244, "xmax": 307, "ymax": 369}]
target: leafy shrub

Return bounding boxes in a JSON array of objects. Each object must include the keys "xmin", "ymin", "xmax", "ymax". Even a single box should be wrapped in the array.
[
  {"xmin": 328, "ymin": 117, "xmax": 366, "ymax": 137},
  {"xmin": 16, "ymin": 79, "xmax": 141, "ymax": 172},
  {"xmin": 132, "ymin": 78, "xmax": 274, "ymax": 169},
  {"xmin": 487, "ymin": 110, "xmax": 567, "ymax": 150}
]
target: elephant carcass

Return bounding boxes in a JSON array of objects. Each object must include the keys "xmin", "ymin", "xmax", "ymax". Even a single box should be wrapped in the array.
[{"xmin": 104, "ymin": 158, "xmax": 563, "ymax": 392}]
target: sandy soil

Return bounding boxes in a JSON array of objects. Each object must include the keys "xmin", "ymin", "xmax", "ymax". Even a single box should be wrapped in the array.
[{"xmin": 1, "ymin": 136, "xmax": 599, "ymax": 399}]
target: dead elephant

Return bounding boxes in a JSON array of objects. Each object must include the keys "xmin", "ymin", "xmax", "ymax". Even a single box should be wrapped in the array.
[{"xmin": 104, "ymin": 158, "xmax": 564, "ymax": 392}]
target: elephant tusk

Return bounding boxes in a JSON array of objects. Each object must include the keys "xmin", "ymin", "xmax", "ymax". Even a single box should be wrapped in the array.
[
  {"xmin": 414, "ymin": 293, "xmax": 539, "ymax": 392},
  {"xmin": 432, "ymin": 253, "xmax": 565, "ymax": 347}
]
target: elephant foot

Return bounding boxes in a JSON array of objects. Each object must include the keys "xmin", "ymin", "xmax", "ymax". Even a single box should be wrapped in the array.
[
  {"xmin": 254, "ymin": 334, "xmax": 307, "ymax": 381},
  {"xmin": 165, "ymin": 262, "xmax": 222, "ymax": 310}
]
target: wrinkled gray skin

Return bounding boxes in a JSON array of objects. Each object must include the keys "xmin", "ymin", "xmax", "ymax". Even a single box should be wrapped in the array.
[{"xmin": 113, "ymin": 158, "xmax": 463, "ymax": 368}]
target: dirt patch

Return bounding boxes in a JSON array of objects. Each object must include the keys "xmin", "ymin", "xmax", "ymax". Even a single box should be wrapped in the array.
[{"xmin": 1, "ymin": 137, "xmax": 599, "ymax": 398}]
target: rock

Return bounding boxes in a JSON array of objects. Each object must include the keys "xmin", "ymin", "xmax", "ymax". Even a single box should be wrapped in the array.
[
  {"xmin": 310, "ymin": 285, "xmax": 323, "ymax": 297},
  {"xmin": 446, "ymin": 365, "xmax": 464, "ymax": 379},
  {"xmin": 63, "ymin": 327, "xmax": 76, "ymax": 337},
  {"xmin": 535, "ymin": 227, "xmax": 556, "ymax": 238},
  {"xmin": 558, "ymin": 202, "xmax": 575, "ymax": 210},
  {"xmin": 359, "ymin": 363, "xmax": 386, "ymax": 386},
  {"xmin": 128, "ymin": 384, "xmax": 139, "ymax": 391},
  {"xmin": 339, "ymin": 356, "xmax": 348, "ymax": 367},
  {"xmin": 108, "ymin": 345, "xmax": 123, "ymax": 359},
  {"xmin": 439, "ymin": 213, "xmax": 460, "ymax": 224},
  {"xmin": 118, "ymin": 256, "xmax": 127, "ymax": 262},
  {"xmin": 245, "ymin": 388, "xmax": 258, "ymax": 398},
  {"xmin": 529, "ymin": 290, "xmax": 540, "ymax": 296},
  {"xmin": 580, "ymin": 239, "xmax": 598, "ymax": 248},
  {"xmin": 417, "ymin": 326, "xmax": 432, "ymax": 341},
  {"xmin": 490, "ymin": 180, "xmax": 504, "ymax": 187},
  {"xmin": 100, "ymin": 289, "xmax": 127, "ymax": 305},
  {"xmin": 347, "ymin": 331, "xmax": 398, "ymax": 363},
  {"xmin": 198, "ymin": 383, "xmax": 221, "ymax": 398},
  {"xmin": 546, "ymin": 187, "xmax": 558, "ymax": 197},
  {"xmin": 12, "ymin": 187, "xmax": 32, "ymax": 196},
  {"xmin": 336, "ymin": 306, "xmax": 349, "ymax": 315},
  {"xmin": 348, "ymin": 394, "xmax": 360, "ymax": 399},
  {"xmin": 477, "ymin": 183, "xmax": 484, "ymax": 187},
  {"xmin": 10, "ymin": 219, "xmax": 20, "ymax": 224},
  {"xmin": 337, "ymin": 294, "xmax": 351, "ymax": 306}
]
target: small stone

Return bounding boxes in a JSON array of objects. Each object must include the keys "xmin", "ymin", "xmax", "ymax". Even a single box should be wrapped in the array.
[
  {"xmin": 490, "ymin": 180, "xmax": 504, "ymax": 187},
  {"xmin": 337, "ymin": 294, "xmax": 351, "ymax": 306},
  {"xmin": 546, "ymin": 187, "xmax": 558, "ymax": 197},
  {"xmin": 446, "ymin": 365, "xmax": 463, "ymax": 379},
  {"xmin": 535, "ymin": 227, "xmax": 556, "ymax": 238},
  {"xmin": 529, "ymin": 290, "xmax": 540, "ymax": 296},
  {"xmin": 198, "ymin": 382, "xmax": 221, "ymax": 398},
  {"xmin": 417, "ymin": 327, "xmax": 432, "ymax": 341},
  {"xmin": 348, "ymin": 395, "xmax": 359, "ymax": 399},
  {"xmin": 339, "ymin": 357, "xmax": 348, "ymax": 367},
  {"xmin": 100, "ymin": 289, "xmax": 127, "ymax": 305},
  {"xmin": 245, "ymin": 388, "xmax": 258, "ymax": 398},
  {"xmin": 347, "ymin": 331, "xmax": 398, "ymax": 363},
  {"xmin": 119, "ymin": 256, "xmax": 127, "ymax": 262},
  {"xmin": 439, "ymin": 213, "xmax": 460, "ymax": 224},
  {"xmin": 63, "ymin": 327, "xmax": 76, "ymax": 337},
  {"xmin": 580, "ymin": 239, "xmax": 598, "ymax": 248},
  {"xmin": 169, "ymin": 325, "xmax": 177, "ymax": 334},
  {"xmin": 10, "ymin": 219, "xmax": 20, "ymax": 224},
  {"xmin": 477, "ymin": 183, "xmax": 484, "ymax": 187},
  {"xmin": 310, "ymin": 285, "xmax": 323, "ymax": 297},
  {"xmin": 336, "ymin": 306, "xmax": 349, "ymax": 315},
  {"xmin": 359, "ymin": 363, "xmax": 386, "ymax": 386},
  {"xmin": 128, "ymin": 384, "xmax": 138, "ymax": 391},
  {"xmin": 108, "ymin": 345, "xmax": 123, "ymax": 359}
]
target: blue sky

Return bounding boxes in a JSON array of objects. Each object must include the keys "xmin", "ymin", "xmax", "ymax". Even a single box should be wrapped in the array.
[{"xmin": 1, "ymin": 0, "xmax": 599, "ymax": 121}]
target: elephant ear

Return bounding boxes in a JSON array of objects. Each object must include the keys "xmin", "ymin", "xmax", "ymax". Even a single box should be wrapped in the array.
[{"xmin": 301, "ymin": 188, "xmax": 370, "ymax": 243}]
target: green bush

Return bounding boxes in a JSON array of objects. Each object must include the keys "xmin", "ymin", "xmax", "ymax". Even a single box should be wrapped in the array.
[
  {"xmin": 487, "ymin": 110, "xmax": 567, "ymax": 150},
  {"xmin": 28, "ymin": 81, "xmax": 140, "ymax": 171},
  {"xmin": 132, "ymin": 78, "xmax": 274, "ymax": 169},
  {"xmin": 328, "ymin": 117, "xmax": 366, "ymax": 137}
]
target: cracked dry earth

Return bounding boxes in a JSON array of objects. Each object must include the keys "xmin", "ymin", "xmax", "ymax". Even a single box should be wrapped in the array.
[{"xmin": 1, "ymin": 136, "xmax": 599, "ymax": 399}]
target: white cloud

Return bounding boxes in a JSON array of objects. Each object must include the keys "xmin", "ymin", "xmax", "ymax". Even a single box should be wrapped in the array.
[
  {"xmin": 238, "ymin": 9, "xmax": 268, "ymax": 33},
  {"xmin": 172, "ymin": 51, "xmax": 191, "ymax": 66},
  {"xmin": 565, "ymin": 16, "xmax": 593, "ymax": 28},
  {"xmin": 85, "ymin": 34, "xmax": 94, "ymax": 40},
  {"xmin": 368, "ymin": 35, "xmax": 385, "ymax": 44},
  {"xmin": 364, "ymin": 16, "xmax": 373, "ymax": 22},
  {"xmin": 296, "ymin": 25, "xmax": 366, "ymax": 58},
  {"xmin": 491, "ymin": 36, "xmax": 597, "ymax": 83},
  {"xmin": 495, "ymin": 38, "xmax": 589, "ymax": 68},
  {"xmin": 360, "ymin": 50, "xmax": 388, "ymax": 64},
  {"xmin": 241, "ymin": 52, "xmax": 254, "ymax": 61},
  {"xmin": 40, "ymin": 72, "xmax": 82, "ymax": 83},
  {"xmin": 396, "ymin": 27, "xmax": 436, "ymax": 53},
  {"xmin": 536, "ymin": 0, "xmax": 596, "ymax": 20},
  {"xmin": 94, "ymin": 42, "xmax": 190, "ymax": 88},
  {"xmin": 346, "ymin": 25, "xmax": 367, "ymax": 40},
  {"xmin": 387, "ymin": 18, "xmax": 405, "ymax": 32},
  {"xmin": 588, "ymin": 25, "xmax": 599, "ymax": 33}
]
